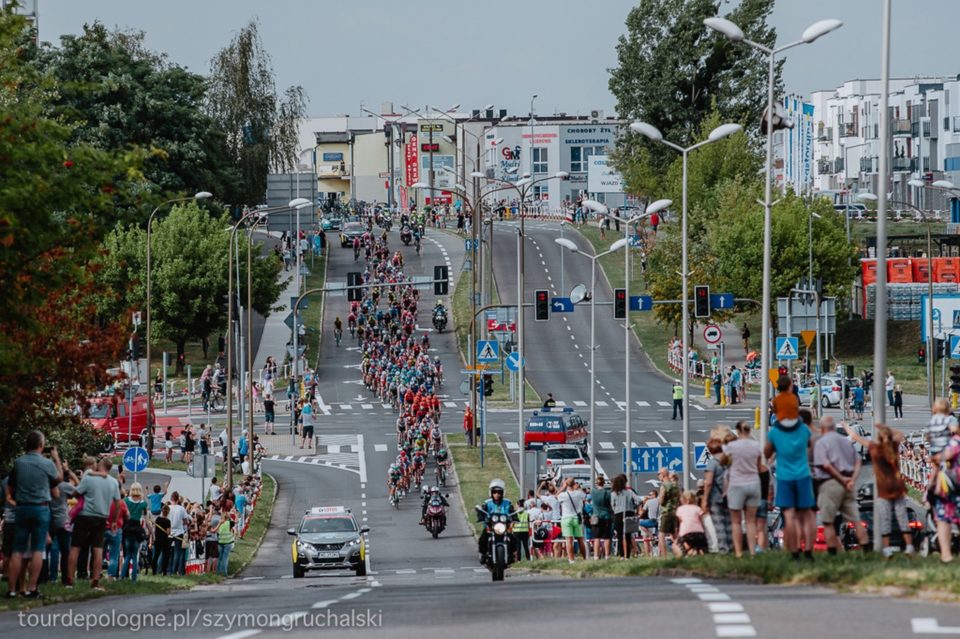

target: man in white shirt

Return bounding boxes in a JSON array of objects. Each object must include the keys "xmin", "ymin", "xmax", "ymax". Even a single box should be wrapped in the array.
[
  {"xmin": 166, "ymin": 491, "xmax": 192, "ymax": 575},
  {"xmin": 557, "ymin": 479, "xmax": 587, "ymax": 562},
  {"xmin": 885, "ymin": 371, "xmax": 896, "ymax": 407}
]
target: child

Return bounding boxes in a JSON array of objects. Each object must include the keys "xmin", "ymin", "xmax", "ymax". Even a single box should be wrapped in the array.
[
  {"xmin": 675, "ymin": 490, "xmax": 708, "ymax": 557},
  {"xmin": 772, "ymin": 374, "xmax": 800, "ymax": 428}
]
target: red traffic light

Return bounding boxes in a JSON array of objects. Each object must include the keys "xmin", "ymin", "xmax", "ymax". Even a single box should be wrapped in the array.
[
  {"xmin": 615, "ymin": 290, "xmax": 626, "ymax": 300},
  {"xmin": 536, "ymin": 291, "xmax": 548, "ymax": 302}
]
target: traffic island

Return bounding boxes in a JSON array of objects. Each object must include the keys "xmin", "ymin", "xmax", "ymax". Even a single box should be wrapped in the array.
[
  {"xmin": 447, "ymin": 433, "xmax": 521, "ymax": 537},
  {"xmin": 521, "ymin": 553, "xmax": 960, "ymax": 602}
]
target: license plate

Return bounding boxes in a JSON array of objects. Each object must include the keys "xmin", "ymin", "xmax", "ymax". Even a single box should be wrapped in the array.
[{"xmin": 316, "ymin": 552, "xmax": 340, "ymax": 559}]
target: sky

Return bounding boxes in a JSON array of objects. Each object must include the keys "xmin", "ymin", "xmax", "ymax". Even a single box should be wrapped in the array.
[{"xmin": 37, "ymin": 0, "xmax": 960, "ymax": 118}]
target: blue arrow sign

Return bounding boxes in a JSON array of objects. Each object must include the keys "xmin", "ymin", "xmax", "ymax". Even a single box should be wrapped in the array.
[
  {"xmin": 622, "ymin": 446, "xmax": 683, "ymax": 473},
  {"xmin": 629, "ymin": 234, "xmax": 643, "ymax": 248},
  {"xmin": 775, "ymin": 336, "xmax": 800, "ymax": 361},
  {"xmin": 476, "ymin": 340, "xmax": 499, "ymax": 363},
  {"xmin": 710, "ymin": 293, "xmax": 735, "ymax": 310},
  {"xmin": 506, "ymin": 351, "xmax": 525, "ymax": 372},
  {"xmin": 551, "ymin": 297, "xmax": 574, "ymax": 313},
  {"xmin": 629, "ymin": 295, "xmax": 653, "ymax": 311},
  {"xmin": 464, "ymin": 239, "xmax": 478, "ymax": 252},
  {"xmin": 123, "ymin": 446, "xmax": 150, "ymax": 473}
]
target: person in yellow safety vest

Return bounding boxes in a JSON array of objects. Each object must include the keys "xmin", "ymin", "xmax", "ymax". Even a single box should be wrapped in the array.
[
  {"xmin": 672, "ymin": 379, "xmax": 684, "ymax": 420},
  {"xmin": 513, "ymin": 504, "xmax": 531, "ymax": 562}
]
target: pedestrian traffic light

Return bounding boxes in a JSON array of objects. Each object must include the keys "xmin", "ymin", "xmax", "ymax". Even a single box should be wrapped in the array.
[
  {"xmin": 434, "ymin": 265, "xmax": 449, "ymax": 295},
  {"xmin": 614, "ymin": 288, "xmax": 626, "ymax": 319},
  {"xmin": 347, "ymin": 271, "xmax": 362, "ymax": 302},
  {"xmin": 777, "ymin": 365, "xmax": 788, "ymax": 380},
  {"xmin": 482, "ymin": 373, "xmax": 494, "ymax": 397},
  {"xmin": 535, "ymin": 289, "xmax": 549, "ymax": 322},
  {"xmin": 951, "ymin": 366, "xmax": 960, "ymax": 395},
  {"xmin": 935, "ymin": 338, "xmax": 945, "ymax": 361},
  {"xmin": 694, "ymin": 285, "xmax": 710, "ymax": 318},
  {"xmin": 863, "ymin": 370, "xmax": 874, "ymax": 391},
  {"xmin": 918, "ymin": 343, "xmax": 926, "ymax": 365}
]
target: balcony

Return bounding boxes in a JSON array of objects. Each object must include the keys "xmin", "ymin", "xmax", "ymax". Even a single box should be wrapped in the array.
[
  {"xmin": 317, "ymin": 164, "xmax": 350, "ymax": 179},
  {"xmin": 892, "ymin": 119, "xmax": 912, "ymax": 135},
  {"xmin": 839, "ymin": 123, "xmax": 857, "ymax": 138},
  {"xmin": 892, "ymin": 157, "xmax": 914, "ymax": 172},
  {"xmin": 817, "ymin": 159, "xmax": 834, "ymax": 175},
  {"xmin": 860, "ymin": 156, "xmax": 876, "ymax": 172}
]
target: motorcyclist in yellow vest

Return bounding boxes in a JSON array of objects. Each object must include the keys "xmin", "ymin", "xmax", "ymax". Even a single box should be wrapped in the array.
[
  {"xmin": 513, "ymin": 505, "xmax": 530, "ymax": 561},
  {"xmin": 671, "ymin": 379, "xmax": 684, "ymax": 420}
]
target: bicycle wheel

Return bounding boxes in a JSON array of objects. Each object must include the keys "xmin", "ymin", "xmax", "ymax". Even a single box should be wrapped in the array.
[{"xmin": 212, "ymin": 395, "xmax": 225, "ymax": 412}]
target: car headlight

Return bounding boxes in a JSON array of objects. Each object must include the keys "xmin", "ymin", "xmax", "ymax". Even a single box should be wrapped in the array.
[
  {"xmin": 493, "ymin": 522, "xmax": 507, "ymax": 535},
  {"xmin": 297, "ymin": 541, "xmax": 314, "ymax": 555},
  {"xmin": 345, "ymin": 538, "xmax": 362, "ymax": 547}
]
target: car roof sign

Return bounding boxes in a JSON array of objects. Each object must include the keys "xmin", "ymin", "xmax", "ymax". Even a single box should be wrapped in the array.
[{"xmin": 308, "ymin": 506, "xmax": 350, "ymax": 514}]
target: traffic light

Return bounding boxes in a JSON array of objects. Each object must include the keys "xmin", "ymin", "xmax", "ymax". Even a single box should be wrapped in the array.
[
  {"xmin": 535, "ymin": 289, "xmax": 549, "ymax": 321},
  {"xmin": 777, "ymin": 365, "xmax": 789, "ymax": 380},
  {"xmin": 694, "ymin": 285, "xmax": 710, "ymax": 318},
  {"xmin": 347, "ymin": 271, "xmax": 362, "ymax": 302},
  {"xmin": 434, "ymin": 265, "xmax": 449, "ymax": 295},
  {"xmin": 863, "ymin": 370, "xmax": 874, "ymax": 391},
  {"xmin": 918, "ymin": 343, "xmax": 926, "ymax": 365},
  {"xmin": 950, "ymin": 366, "xmax": 960, "ymax": 395},
  {"xmin": 614, "ymin": 288, "xmax": 626, "ymax": 319},
  {"xmin": 935, "ymin": 338, "xmax": 946, "ymax": 361},
  {"xmin": 482, "ymin": 373, "xmax": 494, "ymax": 397}
]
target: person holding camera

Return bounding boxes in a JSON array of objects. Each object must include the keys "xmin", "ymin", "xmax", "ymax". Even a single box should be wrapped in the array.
[{"xmin": 557, "ymin": 478, "xmax": 587, "ymax": 563}]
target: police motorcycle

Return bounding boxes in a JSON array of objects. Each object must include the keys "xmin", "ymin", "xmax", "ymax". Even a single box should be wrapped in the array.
[
  {"xmin": 400, "ymin": 224, "xmax": 413, "ymax": 246},
  {"xmin": 420, "ymin": 486, "xmax": 449, "ymax": 539},
  {"xmin": 432, "ymin": 303, "xmax": 448, "ymax": 333},
  {"xmin": 474, "ymin": 478, "xmax": 517, "ymax": 582}
]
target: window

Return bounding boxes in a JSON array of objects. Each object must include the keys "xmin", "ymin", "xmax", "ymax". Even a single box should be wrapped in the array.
[
  {"xmin": 533, "ymin": 184, "xmax": 549, "ymax": 201},
  {"xmin": 532, "ymin": 147, "xmax": 548, "ymax": 174},
  {"xmin": 569, "ymin": 146, "xmax": 605, "ymax": 172}
]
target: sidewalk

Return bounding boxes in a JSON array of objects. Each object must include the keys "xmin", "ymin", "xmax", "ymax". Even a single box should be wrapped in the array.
[{"xmin": 254, "ymin": 236, "xmax": 301, "ymax": 373}]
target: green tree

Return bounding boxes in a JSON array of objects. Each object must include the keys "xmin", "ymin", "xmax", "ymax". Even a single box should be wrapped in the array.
[
  {"xmin": 98, "ymin": 203, "xmax": 285, "ymax": 372},
  {"xmin": 36, "ymin": 22, "xmax": 241, "ymax": 212},
  {"xmin": 609, "ymin": 0, "xmax": 779, "ymax": 188},
  {"xmin": 206, "ymin": 20, "xmax": 308, "ymax": 207}
]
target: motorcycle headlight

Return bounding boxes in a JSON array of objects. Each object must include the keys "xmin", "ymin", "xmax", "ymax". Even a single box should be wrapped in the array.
[{"xmin": 493, "ymin": 522, "xmax": 507, "ymax": 535}]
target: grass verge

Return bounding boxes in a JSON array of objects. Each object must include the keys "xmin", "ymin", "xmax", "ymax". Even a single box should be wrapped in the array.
[
  {"xmin": 447, "ymin": 433, "xmax": 521, "ymax": 537},
  {"xmin": 835, "ymin": 319, "xmax": 927, "ymax": 395},
  {"xmin": 300, "ymin": 252, "xmax": 328, "ymax": 366},
  {"xmin": 522, "ymin": 552, "xmax": 960, "ymax": 601},
  {"xmin": 229, "ymin": 472, "xmax": 276, "ymax": 575}
]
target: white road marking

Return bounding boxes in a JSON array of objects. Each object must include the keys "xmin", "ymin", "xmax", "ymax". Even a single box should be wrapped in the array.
[
  {"xmin": 912, "ymin": 618, "xmax": 960, "ymax": 634},
  {"xmin": 708, "ymin": 603, "xmax": 744, "ymax": 612},
  {"xmin": 444, "ymin": 401, "xmax": 457, "ymax": 408},
  {"xmin": 361, "ymin": 403, "xmax": 374, "ymax": 410},
  {"xmin": 312, "ymin": 600, "xmax": 338, "ymax": 609},
  {"xmin": 698, "ymin": 593, "xmax": 731, "ymax": 601},
  {"xmin": 374, "ymin": 444, "xmax": 387, "ymax": 452},
  {"xmin": 505, "ymin": 441, "xmax": 520, "ymax": 450},
  {"xmin": 315, "ymin": 392, "xmax": 332, "ymax": 416},
  {"xmin": 595, "ymin": 400, "xmax": 608, "ymax": 407},
  {"xmin": 715, "ymin": 626, "xmax": 756, "ymax": 637},
  {"xmin": 573, "ymin": 400, "xmax": 587, "ymax": 406},
  {"xmin": 714, "ymin": 614, "xmax": 752, "ymax": 624},
  {"xmin": 599, "ymin": 442, "xmax": 614, "ymax": 450},
  {"xmin": 671, "ymin": 577, "xmax": 702, "ymax": 584},
  {"xmin": 636, "ymin": 401, "xmax": 650, "ymax": 407},
  {"xmin": 341, "ymin": 404, "xmax": 353, "ymax": 410},
  {"xmin": 657, "ymin": 401, "xmax": 671, "ymax": 407},
  {"xmin": 357, "ymin": 434, "xmax": 367, "ymax": 484},
  {"xmin": 218, "ymin": 631, "xmax": 261, "ymax": 639},
  {"xmin": 554, "ymin": 400, "xmax": 566, "ymax": 407}
]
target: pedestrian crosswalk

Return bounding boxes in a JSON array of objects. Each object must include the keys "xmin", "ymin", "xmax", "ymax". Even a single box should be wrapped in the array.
[{"xmin": 320, "ymin": 399, "xmax": 747, "ymax": 414}]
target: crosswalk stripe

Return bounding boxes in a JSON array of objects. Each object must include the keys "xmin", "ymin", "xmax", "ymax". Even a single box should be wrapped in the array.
[
  {"xmin": 615, "ymin": 401, "xmax": 626, "ymax": 409},
  {"xmin": 505, "ymin": 442, "xmax": 520, "ymax": 450},
  {"xmin": 374, "ymin": 444, "xmax": 387, "ymax": 452},
  {"xmin": 361, "ymin": 404, "xmax": 374, "ymax": 410},
  {"xmin": 554, "ymin": 400, "xmax": 567, "ymax": 407},
  {"xmin": 573, "ymin": 400, "xmax": 587, "ymax": 407},
  {"xmin": 595, "ymin": 400, "xmax": 609, "ymax": 407},
  {"xmin": 599, "ymin": 442, "xmax": 614, "ymax": 450},
  {"xmin": 657, "ymin": 401, "xmax": 670, "ymax": 407},
  {"xmin": 693, "ymin": 404, "xmax": 704, "ymax": 411},
  {"xmin": 327, "ymin": 445, "xmax": 341, "ymax": 453},
  {"xmin": 341, "ymin": 404, "xmax": 353, "ymax": 410},
  {"xmin": 646, "ymin": 442, "xmax": 659, "ymax": 447},
  {"xmin": 444, "ymin": 401, "xmax": 457, "ymax": 408},
  {"xmin": 636, "ymin": 401, "xmax": 650, "ymax": 407}
]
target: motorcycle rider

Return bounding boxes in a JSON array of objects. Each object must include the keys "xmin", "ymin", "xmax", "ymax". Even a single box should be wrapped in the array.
[
  {"xmin": 420, "ymin": 486, "xmax": 450, "ymax": 524},
  {"xmin": 477, "ymin": 478, "xmax": 515, "ymax": 561}
]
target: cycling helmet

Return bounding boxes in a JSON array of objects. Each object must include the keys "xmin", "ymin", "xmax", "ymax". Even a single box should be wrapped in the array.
[
  {"xmin": 489, "ymin": 478, "xmax": 506, "ymax": 494},
  {"xmin": 438, "ymin": 448, "xmax": 447, "ymax": 456},
  {"xmin": 430, "ymin": 486, "xmax": 439, "ymax": 494}
]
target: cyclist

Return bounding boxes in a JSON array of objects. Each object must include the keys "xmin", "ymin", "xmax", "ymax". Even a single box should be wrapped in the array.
[
  {"xmin": 333, "ymin": 316, "xmax": 343, "ymax": 347},
  {"xmin": 353, "ymin": 236, "xmax": 361, "ymax": 261},
  {"xmin": 435, "ymin": 447, "xmax": 450, "ymax": 483},
  {"xmin": 347, "ymin": 310, "xmax": 357, "ymax": 337},
  {"xmin": 387, "ymin": 464, "xmax": 402, "ymax": 503}
]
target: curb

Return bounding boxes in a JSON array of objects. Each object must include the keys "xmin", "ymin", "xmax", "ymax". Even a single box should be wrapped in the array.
[
  {"xmin": 446, "ymin": 443, "xmax": 479, "ymax": 542},
  {"xmin": 231, "ymin": 472, "xmax": 277, "ymax": 577}
]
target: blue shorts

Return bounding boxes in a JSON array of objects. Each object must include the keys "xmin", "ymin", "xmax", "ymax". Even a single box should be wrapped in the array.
[
  {"xmin": 13, "ymin": 504, "xmax": 50, "ymax": 554},
  {"xmin": 775, "ymin": 478, "xmax": 815, "ymax": 510}
]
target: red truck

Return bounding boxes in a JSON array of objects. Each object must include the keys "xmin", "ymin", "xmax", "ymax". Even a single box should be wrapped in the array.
[{"xmin": 86, "ymin": 393, "xmax": 185, "ymax": 452}]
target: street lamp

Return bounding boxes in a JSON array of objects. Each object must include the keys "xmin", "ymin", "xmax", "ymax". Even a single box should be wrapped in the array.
[
  {"xmin": 226, "ymin": 197, "xmax": 310, "ymax": 484},
  {"xmin": 704, "ymin": 14, "xmax": 842, "ymax": 458},
  {"xmin": 556, "ymin": 236, "xmax": 627, "ymax": 485},
  {"xmin": 630, "ymin": 120, "xmax": 741, "ymax": 489},
  {"xmin": 145, "ymin": 191, "xmax": 212, "ymax": 451}
]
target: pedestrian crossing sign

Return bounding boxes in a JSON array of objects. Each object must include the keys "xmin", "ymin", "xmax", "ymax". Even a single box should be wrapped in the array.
[
  {"xmin": 951, "ymin": 335, "xmax": 960, "ymax": 360},
  {"xmin": 476, "ymin": 340, "xmax": 499, "ymax": 363},
  {"xmin": 775, "ymin": 336, "xmax": 799, "ymax": 360}
]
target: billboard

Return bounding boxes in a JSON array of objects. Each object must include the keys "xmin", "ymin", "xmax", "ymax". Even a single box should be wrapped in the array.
[{"xmin": 587, "ymin": 155, "xmax": 624, "ymax": 193}]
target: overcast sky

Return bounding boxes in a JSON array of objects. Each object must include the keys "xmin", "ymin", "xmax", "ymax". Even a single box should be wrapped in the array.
[{"xmin": 38, "ymin": 0, "xmax": 960, "ymax": 118}]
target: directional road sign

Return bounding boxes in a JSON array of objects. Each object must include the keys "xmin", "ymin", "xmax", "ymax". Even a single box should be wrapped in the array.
[
  {"xmin": 629, "ymin": 234, "xmax": 642, "ymax": 248},
  {"xmin": 291, "ymin": 296, "xmax": 307, "ymax": 311},
  {"xmin": 694, "ymin": 444, "xmax": 712, "ymax": 470},
  {"xmin": 476, "ymin": 340, "xmax": 499, "ymax": 363},
  {"xmin": 710, "ymin": 293, "xmax": 735, "ymax": 310},
  {"xmin": 506, "ymin": 351, "xmax": 525, "ymax": 372},
  {"xmin": 123, "ymin": 446, "xmax": 150, "ymax": 473},
  {"xmin": 622, "ymin": 446, "xmax": 683, "ymax": 473},
  {"xmin": 464, "ymin": 239, "xmax": 478, "ymax": 252},
  {"xmin": 775, "ymin": 336, "xmax": 800, "ymax": 361},
  {"xmin": 629, "ymin": 295, "xmax": 653, "ymax": 311},
  {"xmin": 703, "ymin": 324, "xmax": 722, "ymax": 344},
  {"xmin": 551, "ymin": 297, "xmax": 574, "ymax": 313},
  {"xmin": 283, "ymin": 312, "xmax": 303, "ymax": 331},
  {"xmin": 951, "ymin": 335, "xmax": 960, "ymax": 360}
]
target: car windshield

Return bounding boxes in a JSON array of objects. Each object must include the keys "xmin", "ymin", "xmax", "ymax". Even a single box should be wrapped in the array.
[
  {"xmin": 300, "ymin": 516, "xmax": 356, "ymax": 534},
  {"xmin": 87, "ymin": 403, "xmax": 112, "ymax": 419},
  {"xmin": 343, "ymin": 223, "xmax": 362, "ymax": 233},
  {"xmin": 548, "ymin": 448, "xmax": 581, "ymax": 460},
  {"xmin": 528, "ymin": 418, "xmax": 562, "ymax": 432}
]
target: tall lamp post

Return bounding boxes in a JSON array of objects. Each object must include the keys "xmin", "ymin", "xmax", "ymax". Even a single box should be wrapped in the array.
[
  {"xmin": 556, "ymin": 237, "xmax": 627, "ymax": 485},
  {"xmin": 629, "ymin": 121, "xmax": 742, "ymax": 489},
  {"xmin": 582, "ymin": 198, "xmax": 671, "ymax": 481},
  {"xmin": 226, "ymin": 198, "xmax": 310, "ymax": 484},
  {"xmin": 145, "ymin": 191, "xmax": 212, "ymax": 451},
  {"xmin": 704, "ymin": 14, "xmax": 842, "ymax": 455}
]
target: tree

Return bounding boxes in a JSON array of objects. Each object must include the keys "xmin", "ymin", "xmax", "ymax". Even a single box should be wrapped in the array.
[
  {"xmin": 206, "ymin": 20, "xmax": 307, "ymax": 207},
  {"xmin": 0, "ymin": 11, "xmax": 141, "ymax": 468},
  {"xmin": 609, "ymin": 0, "xmax": 779, "ymax": 186},
  {"xmin": 97, "ymin": 203, "xmax": 285, "ymax": 373},
  {"xmin": 36, "ymin": 22, "xmax": 242, "ymax": 214}
]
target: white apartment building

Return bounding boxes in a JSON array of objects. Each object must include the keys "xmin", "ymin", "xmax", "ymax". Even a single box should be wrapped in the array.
[{"xmin": 811, "ymin": 76, "xmax": 960, "ymax": 218}]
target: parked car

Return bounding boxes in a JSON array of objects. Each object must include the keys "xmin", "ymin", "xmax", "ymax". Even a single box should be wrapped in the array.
[
  {"xmin": 797, "ymin": 377, "xmax": 843, "ymax": 408},
  {"xmin": 524, "ymin": 407, "xmax": 588, "ymax": 451},
  {"xmin": 539, "ymin": 444, "xmax": 589, "ymax": 480}
]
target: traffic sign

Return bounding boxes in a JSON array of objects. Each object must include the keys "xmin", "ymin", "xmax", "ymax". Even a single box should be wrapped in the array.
[
  {"xmin": 551, "ymin": 297, "xmax": 574, "ymax": 313},
  {"xmin": 694, "ymin": 444, "xmax": 712, "ymax": 470},
  {"xmin": 287, "ymin": 344, "xmax": 306, "ymax": 358},
  {"xmin": 800, "ymin": 330, "xmax": 816, "ymax": 348},
  {"xmin": 710, "ymin": 293, "xmax": 735, "ymax": 310},
  {"xmin": 703, "ymin": 324, "xmax": 722, "ymax": 344},
  {"xmin": 622, "ymin": 446, "xmax": 683, "ymax": 473},
  {"xmin": 950, "ymin": 335, "xmax": 960, "ymax": 360},
  {"xmin": 506, "ymin": 351, "xmax": 525, "ymax": 372},
  {"xmin": 464, "ymin": 239, "xmax": 478, "ymax": 252},
  {"xmin": 775, "ymin": 336, "xmax": 800, "ymax": 360},
  {"xmin": 283, "ymin": 312, "xmax": 303, "ymax": 331},
  {"xmin": 186, "ymin": 454, "xmax": 216, "ymax": 479},
  {"xmin": 291, "ymin": 296, "xmax": 308, "ymax": 311},
  {"xmin": 476, "ymin": 340, "xmax": 499, "ymax": 363},
  {"xmin": 123, "ymin": 446, "xmax": 150, "ymax": 473},
  {"xmin": 629, "ymin": 295, "xmax": 653, "ymax": 311}
]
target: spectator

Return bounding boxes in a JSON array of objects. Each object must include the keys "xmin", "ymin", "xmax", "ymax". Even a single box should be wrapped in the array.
[
  {"xmin": 513, "ymin": 502, "xmax": 531, "ymax": 562},
  {"xmin": 463, "ymin": 407, "xmax": 474, "ymax": 446},
  {"xmin": 151, "ymin": 505, "xmax": 171, "ymax": 575},
  {"xmin": 235, "ymin": 487, "xmax": 249, "ymax": 535},
  {"xmin": 843, "ymin": 422, "xmax": 914, "ymax": 557},
  {"xmin": 765, "ymin": 407, "xmax": 816, "ymax": 561},
  {"xmin": 5, "ymin": 431, "xmax": 63, "ymax": 598},
  {"xmin": 166, "ymin": 491, "xmax": 192, "ymax": 575},
  {"xmin": 557, "ymin": 479, "xmax": 587, "ymax": 563},
  {"xmin": 813, "ymin": 417, "xmax": 868, "ymax": 554},
  {"xmin": 66, "ymin": 457, "xmax": 120, "ymax": 590},
  {"xmin": 638, "ymin": 490, "xmax": 660, "ymax": 556},
  {"xmin": 204, "ymin": 505, "xmax": 221, "ymax": 574},
  {"xmin": 147, "ymin": 484, "xmax": 165, "ymax": 516},
  {"xmin": 610, "ymin": 474, "xmax": 639, "ymax": 558},
  {"xmin": 47, "ymin": 460, "xmax": 77, "ymax": 585},
  {"xmin": 885, "ymin": 371, "xmax": 896, "ymax": 407},
  {"xmin": 851, "ymin": 382, "xmax": 865, "ymax": 420},
  {"xmin": 893, "ymin": 384, "xmax": 904, "ymax": 421},
  {"xmin": 724, "ymin": 420, "xmax": 763, "ymax": 558},
  {"xmin": 658, "ymin": 469, "xmax": 681, "ymax": 557},
  {"xmin": 591, "ymin": 476, "xmax": 613, "ymax": 560},
  {"xmin": 208, "ymin": 476, "xmax": 222, "ymax": 504},
  {"xmin": 675, "ymin": 490, "xmax": 708, "ymax": 557},
  {"xmin": 217, "ymin": 516, "xmax": 235, "ymax": 576},
  {"xmin": 120, "ymin": 483, "xmax": 147, "ymax": 581},
  {"xmin": 773, "ymin": 375, "xmax": 800, "ymax": 428},
  {"xmin": 756, "ymin": 460, "xmax": 773, "ymax": 552},
  {"xmin": 702, "ymin": 431, "xmax": 734, "ymax": 554},
  {"xmin": 105, "ymin": 488, "xmax": 129, "ymax": 579}
]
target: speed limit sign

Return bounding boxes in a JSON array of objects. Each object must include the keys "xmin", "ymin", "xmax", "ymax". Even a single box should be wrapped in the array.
[{"xmin": 703, "ymin": 324, "xmax": 722, "ymax": 344}]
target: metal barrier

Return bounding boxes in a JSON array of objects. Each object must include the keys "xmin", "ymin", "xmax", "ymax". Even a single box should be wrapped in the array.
[
  {"xmin": 666, "ymin": 349, "xmax": 762, "ymax": 385},
  {"xmin": 899, "ymin": 455, "xmax": 933, "ymax": 494}
]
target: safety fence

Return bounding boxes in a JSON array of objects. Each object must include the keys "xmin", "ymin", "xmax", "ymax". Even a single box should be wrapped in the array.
[
  {"xmin": 667, "ymin": 349, "xmax": 763, "ymax": 385},
  {"xmin": 899, "ymin": 454, "xmax": 933, "ymax": 494}
]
